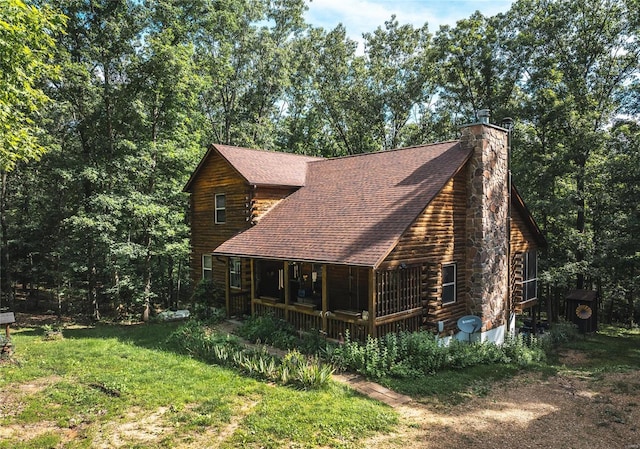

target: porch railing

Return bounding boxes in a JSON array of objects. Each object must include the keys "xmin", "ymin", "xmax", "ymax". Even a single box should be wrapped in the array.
[
  {"xmin": 229, "ymin": 290, "xmax": 251, "ymax": 317},
  {"xmin": 253, "ymin": 298, "xmax": 423, "ymax": 341},
  {"xmin": 375, "ymin": 266, "xmax": 422, "ymax": 317}
]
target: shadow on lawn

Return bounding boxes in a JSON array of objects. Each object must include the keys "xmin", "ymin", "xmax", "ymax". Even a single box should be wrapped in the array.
[
  {"xmin": 61, "ymin": 321, "xmax": 187, "ymax": 351},
  {"xmin": 560, "ymin": 327, "xmax": 640, "ymax": 370}
]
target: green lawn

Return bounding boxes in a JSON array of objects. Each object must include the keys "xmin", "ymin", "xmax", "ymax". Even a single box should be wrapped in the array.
[
  {"xmin": 3, "ymin": 321, "xmax": 639, "ymax": 448},
  {"xmin": 1, "ymin": 323, "xmax": 397, "ymax": 448}
]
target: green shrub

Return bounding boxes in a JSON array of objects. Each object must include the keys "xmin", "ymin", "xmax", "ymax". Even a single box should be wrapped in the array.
[
  {"xmin": 547, "ymin": 319, "xmax": 580, "ymax": 346},
  {"xmin": 165, "ymin": 320, "xmax": 242, "ymax": 364},
  {"xmin": 237, "ymin": 314, "xmax": 298, "ymax": 349},
  {"xmin": 502, "ymin": 334, "xmax": 547, "ymax": 365},
  {"xmin": 166, "ymin": 321, "xmax": 333, "ymax": 389},
  {"xmin": 329, "ymin": 329, "xmax": 547, "ymax": 380},
  {"xmin": 190, "ymin": 279, "xmax": 226, "ymax": 318}
]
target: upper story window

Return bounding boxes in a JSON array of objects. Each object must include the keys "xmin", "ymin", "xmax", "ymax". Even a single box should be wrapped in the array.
[
  {"xmin": 230, "ymin": 257, "xmax": 241, "ymax": 289},
  {"xmin": 442, "ymin": 263, "xmax": 456, "ymax": 304},
  {"xmin": 522, "ymin": 251, "xmax": 537, "ymax": 302},
  {"xmin": 202, "ymin": 254, "xmax": 213, "ymax": 281},
  {"xmin": 215, "ymin": 193, "xmax": 226, "ymax": 224}
]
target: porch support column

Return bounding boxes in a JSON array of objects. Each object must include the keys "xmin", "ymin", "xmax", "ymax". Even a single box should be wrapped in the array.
[
  {"xmin": 284, "ymin": 261, "xmax": 290, "ymax": 321},
  {"xmin": 321, "ymin": 264, "xmax": 328, "ymax": 333},
  {"xmin": 368, "ymin": 269, "xmax": 376, "ymax": 337},
  {"xmin": 250, "ymin": 259, "xmax": 256, "ymax": 316},
  {"xmin": 224, "ymin": 257, "xmax": 230, "ymax": 318}
]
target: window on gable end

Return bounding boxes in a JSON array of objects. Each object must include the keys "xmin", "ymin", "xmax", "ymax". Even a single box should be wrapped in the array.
[{"xmin": 215, "ymin": 193, "xmax": 226, "ymax": 224}]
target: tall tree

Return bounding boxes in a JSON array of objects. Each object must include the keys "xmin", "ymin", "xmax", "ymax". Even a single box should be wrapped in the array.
[
  {"xmin": 194, "ymin": 0, "xmax": 307, "ymax": 149},
  {"xmin": 510, "ymin": 0, "xmax": 640, "ymax": 294},
  {"xmin": 363, "ymin": 16, "xmax": 433, "ymax": 150},
  {"xmin": 0, "ymin": 0, "xmax": 64, "ymax": 309},
  {"xmin": 589, "ymin": 120, "xmax": 640, "ymax": 324},
  {"xmin": 432, "ymin": 11, "xmax": 523, "ymax": 129}
]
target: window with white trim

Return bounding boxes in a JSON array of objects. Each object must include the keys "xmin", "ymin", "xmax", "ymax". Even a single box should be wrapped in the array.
[
  {"xmin": 522, "ymin": 251, "xmax": 537, "ymax": 302},
  {"xmin": 202, "ymin": 254, "xmax": 213, "ymax": 281},
  {"xmin": 442, "ymin": 263, "xmax": 456, "ymax": 304},
  {"xmin": 230, "ymin": 257, "xmax": 241, "ymax": 289},
  {"xmin": 214, "ymin": 193, "xmax": 226, "ymax": 224}
]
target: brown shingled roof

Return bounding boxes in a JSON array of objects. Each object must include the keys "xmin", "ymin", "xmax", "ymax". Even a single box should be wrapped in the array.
[
  {"xmin": 214, "ymin": 141, "xmax": 471, "ymax": 268},
  {"xmin": 184, "ymin": 144, "xmax": 323, "ymax": 191}
]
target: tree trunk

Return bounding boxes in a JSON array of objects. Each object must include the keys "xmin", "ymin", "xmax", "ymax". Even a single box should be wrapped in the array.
[
  {"xmin": 142, "ymin": 246, "xmax": 152, "ymax": 322},
  {"xmin": 0, "ymin": 171, "xmax": 13, "ymax": 310},
  {"xmin": 576, "ymin": 161, "xmax": 586, "ymax": 290}
]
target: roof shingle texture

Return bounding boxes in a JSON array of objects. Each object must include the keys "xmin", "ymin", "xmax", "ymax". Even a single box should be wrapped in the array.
[
  {"xmin": 216, "ymin": 144, "xmax": 323, "ymax": 187},
  {"xmin": 215, "ymin": 141, "xmax": 471, "ymax": 268}
]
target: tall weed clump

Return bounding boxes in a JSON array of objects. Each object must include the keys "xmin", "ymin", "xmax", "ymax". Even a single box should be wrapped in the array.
[
  {"xmin": 330, "ymin": 330, "xmax": 546, "ymax": 380},
  {"xmin": 236, "ymin": 315, "xmax": 298, "ymax": 349},
  {"xmin": 330, "ymin": 331, "xmax": 448, "ymax": 378},
  {"xmin": 166, "ymin": 321, "xmax": 333, "ymax": 389},
  {"xmin": 547, "ymin": 320, "xmax": 580, "ymax": 346}
]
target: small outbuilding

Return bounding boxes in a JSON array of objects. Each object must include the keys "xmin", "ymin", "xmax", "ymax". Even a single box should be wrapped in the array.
[{"xmin": 565, "ymin": 289, "xmax": 598, "ymax": 333}]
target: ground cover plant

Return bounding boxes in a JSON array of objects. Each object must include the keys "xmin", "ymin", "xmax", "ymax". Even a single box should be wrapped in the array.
[
  {"xmin": 166, "ymin": 320, "xmax": 335, "ymax": 389},
  {"xmin": 0, "ymin": 321, "xmax": 396, "ymax": 448},
  {"xmin": 235, "ymin": 315, "xmax": 548, "ymax": 381}
]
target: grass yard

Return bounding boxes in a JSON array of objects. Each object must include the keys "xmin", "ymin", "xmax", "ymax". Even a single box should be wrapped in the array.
[
  {"xmin": 0, "ymin": 322, "xmax": 397, "ymax": 448},
  {"xmin": 2, "ymin": 321, "xmax": 639, "ymax": 448}
]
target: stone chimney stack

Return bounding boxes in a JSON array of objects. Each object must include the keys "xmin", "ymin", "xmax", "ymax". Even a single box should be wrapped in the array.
[{"xmin": 460, "ymin": 113, "xmax": 509, "ymax": 338}]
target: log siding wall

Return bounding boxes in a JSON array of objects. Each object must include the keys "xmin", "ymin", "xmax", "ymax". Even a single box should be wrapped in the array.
[
  {"xmin": 188, "ymin": 149, "xmax": 297, "ymax": 289},
  {"xmin": 381, "ymin": 169, "xmax": 468, "ymax": 333}
]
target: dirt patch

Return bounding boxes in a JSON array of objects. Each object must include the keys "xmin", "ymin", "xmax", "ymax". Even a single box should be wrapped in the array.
[
  {"xmin": 91, "ymin": 407, "xmax": 172, "ymax": 448},
  {"xmin": 0, "ymin": 375, "xmax": 63, "ymax": 420},
  {"xmin": 363, "ymin": 370, "xmax": 640, "ymax": 449},
  {"xmin": 558, "ymin": 348, "xmax": 591, "ymax": 366}
]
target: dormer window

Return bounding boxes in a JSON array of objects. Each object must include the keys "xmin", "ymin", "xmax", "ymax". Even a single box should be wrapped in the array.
[{"xmin": 215, "ymin": 193, "xmax": 226, "ymax": 224}]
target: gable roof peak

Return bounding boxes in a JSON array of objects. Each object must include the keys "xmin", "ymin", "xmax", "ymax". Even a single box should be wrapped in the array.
[{"xmin": 184, "ymin": 143, "xmax": 323, "ymax": 191}]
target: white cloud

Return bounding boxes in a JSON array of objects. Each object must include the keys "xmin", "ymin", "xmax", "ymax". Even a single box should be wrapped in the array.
[{"xmin": 305, "ymin": 0, "xmax": 515, "ymax": 46}]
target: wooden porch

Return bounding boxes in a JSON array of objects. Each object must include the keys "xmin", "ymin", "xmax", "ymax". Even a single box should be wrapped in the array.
[{"xmin": 225, "ymin": 259, "xmax": 425, "ymax": 341}]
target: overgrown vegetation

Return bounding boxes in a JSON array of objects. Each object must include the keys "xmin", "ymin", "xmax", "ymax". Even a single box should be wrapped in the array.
[
  {"xmin": 167, "ymin": 320, "xmax": 334, "ymax": 390},
  {"xmin": 234, "ymin": 314, "xmax": 548, "ymax": 381},
  {"xmin": 236, "ymin": 314, "xmax": 331, "ymax": 355},
  {"xmin": 328, "ymin": 330, "xmax": 547, "ymax": 380}
]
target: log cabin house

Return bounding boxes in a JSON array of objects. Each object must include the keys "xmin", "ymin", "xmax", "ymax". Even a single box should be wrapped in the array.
[{"xmin": 184, "ymin": 119, "xmax": 546, "ymax": 343}]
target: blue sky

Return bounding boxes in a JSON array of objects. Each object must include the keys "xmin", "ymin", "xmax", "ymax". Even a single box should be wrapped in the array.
[{"xmin": 304, "ymin": 0, "xmax": 515, "ymax": 46}]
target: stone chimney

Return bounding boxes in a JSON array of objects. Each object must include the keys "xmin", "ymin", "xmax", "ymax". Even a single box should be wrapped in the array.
[{"xmin": 460, "ymin": 114, "xmax": 509, "ymax": 337}]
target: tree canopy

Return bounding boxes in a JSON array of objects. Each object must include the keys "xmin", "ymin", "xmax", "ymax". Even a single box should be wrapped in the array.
[
  {"xmin": 0, "ymin": 0, "xmax": 64, "ymax": 170},
  {"xmin": 2, "ymin": 0, "xmax": 639, "ymax": 324}
]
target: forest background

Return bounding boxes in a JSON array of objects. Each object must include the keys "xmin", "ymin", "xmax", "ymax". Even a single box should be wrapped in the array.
[{"xmin": 0, "ymin": 0, "xmax": 638, "ymax": 325}]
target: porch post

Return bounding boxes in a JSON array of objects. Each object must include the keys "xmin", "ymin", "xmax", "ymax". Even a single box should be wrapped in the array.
[
  {"xmin": 369, "ymin": 269, "xmax": 376, "ymax": 337},
  {"xmin": 322, "ymin": 264, "xmax": 328, "ymax": 333},
  {"xmin": 283, "ymin": 261, "xmax": 290, "ymax": 321},
  {"xmin": 250, "ymin": 259, "xmax": 256, "ymax": 316},
  {"xmin": 224, "ymin": 257, "xmax": 230, "ymax": 318}
]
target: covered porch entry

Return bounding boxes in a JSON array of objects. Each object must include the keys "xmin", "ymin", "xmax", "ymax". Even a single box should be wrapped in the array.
[{"xmin": 227, "ymin": 258, "xmax": 425, "ymax": 341}]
